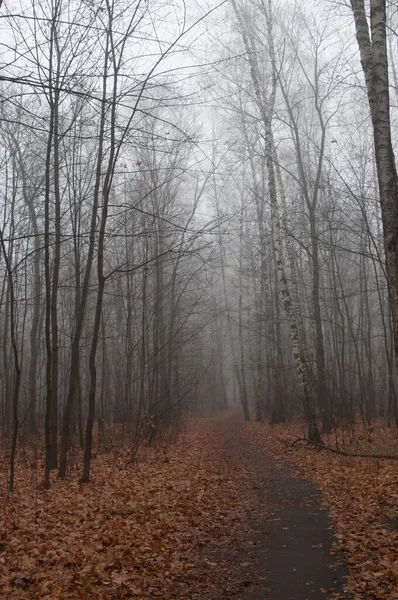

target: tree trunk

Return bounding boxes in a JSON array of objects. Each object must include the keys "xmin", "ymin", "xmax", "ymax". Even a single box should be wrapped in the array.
[
  {"xmin": 350, "ymin": 0, "xmax": 398, "ymax": 389},
  {"xmin": 231, "ymin": 0, "xmax": 319, "ymax": 439},
  {"xmin": 58, "ymin": 40, "xmax": 109, "ymax": 480},
  {"xmin": 0, "ymin": 230, "xmax": 22, "ymax": 494}
]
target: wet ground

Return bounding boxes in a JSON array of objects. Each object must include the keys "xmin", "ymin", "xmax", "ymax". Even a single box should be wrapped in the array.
[{"xmin": 212, "ymin": 415, "xmax": 352, "ymax": 600}]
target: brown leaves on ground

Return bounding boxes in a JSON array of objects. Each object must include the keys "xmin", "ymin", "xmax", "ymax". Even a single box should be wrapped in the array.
[
  {"xmin": 0, "ymin": 419, "xmax": 247, "ymax": 599},
  {"xmin": 244, "ymin": 421, "xmax": 398, "ymax": 600}
]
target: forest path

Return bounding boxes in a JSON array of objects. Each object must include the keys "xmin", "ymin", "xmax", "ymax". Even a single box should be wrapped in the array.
[{"xmin": 214, "ymin": 413, "xmax": 352, "ymax": 600}]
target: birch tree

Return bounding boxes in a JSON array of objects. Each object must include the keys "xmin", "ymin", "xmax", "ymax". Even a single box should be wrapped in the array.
[{"xmin": 350, "ymin": 0, "xmax": 398, "ymax": 383}]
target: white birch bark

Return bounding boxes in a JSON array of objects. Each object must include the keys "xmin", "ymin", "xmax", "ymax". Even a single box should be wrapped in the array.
[
  {"xmin": 350, "ymin": 0, "xmax": 398, "ymax": 396},
  {"xmin": 231, "ymin": 0, "xmax": 319, "ymax": 438}
]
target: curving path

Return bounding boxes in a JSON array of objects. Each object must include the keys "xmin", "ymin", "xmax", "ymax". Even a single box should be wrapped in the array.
[{"xmin": 213, "ymin": 415, "xmax": 352, "ymax": 600}]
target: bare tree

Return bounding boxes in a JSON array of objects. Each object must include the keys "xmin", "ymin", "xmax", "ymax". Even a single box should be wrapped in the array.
[{"xmin": 350, "ymin": 0, "xmax": 398, "ymax": 384}]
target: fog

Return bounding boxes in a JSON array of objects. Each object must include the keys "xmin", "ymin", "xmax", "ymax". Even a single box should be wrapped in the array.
[{"xmin": 0, "ymin": 0, "xmax": 397, "ymax": 482}]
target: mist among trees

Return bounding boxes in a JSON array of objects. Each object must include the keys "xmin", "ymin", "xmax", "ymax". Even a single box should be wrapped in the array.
[{"xmin": 1, "ymin": 0, "xmax": 398, "ymax": 598}]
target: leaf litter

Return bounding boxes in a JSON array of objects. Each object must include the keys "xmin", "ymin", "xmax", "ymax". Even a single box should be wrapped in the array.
[
  {"xmin": 244, "ymin": 420, "xmax": 398, "ymax": 600},
  {"xmin": 0, "ymin": 418, "xmax": 248, "ymax": 599}
]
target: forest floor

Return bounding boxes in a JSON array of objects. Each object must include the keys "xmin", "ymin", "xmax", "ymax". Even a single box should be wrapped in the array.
[{"xmin": 0, "ymin": 412, "xmax": 398, "ymax": 599}]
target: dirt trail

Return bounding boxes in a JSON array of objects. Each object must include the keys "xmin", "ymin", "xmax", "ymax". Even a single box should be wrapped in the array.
[{"xmin": 214, "ymin": 414, "xmax": 352, "ymax": 600}]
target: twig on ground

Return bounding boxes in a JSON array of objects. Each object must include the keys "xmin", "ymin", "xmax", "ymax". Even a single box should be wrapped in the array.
[{"xmin": 291, "ymin": 437, "xmax": 398, "ymax": 460}]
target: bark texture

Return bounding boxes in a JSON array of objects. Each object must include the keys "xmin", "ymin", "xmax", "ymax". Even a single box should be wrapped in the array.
[{"xmin": 350, "ymin": 0, "xmax": 398, "ymax": 390}]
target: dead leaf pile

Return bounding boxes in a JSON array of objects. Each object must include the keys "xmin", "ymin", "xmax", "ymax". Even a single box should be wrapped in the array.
[
  {"xmin": 244, "ymin": 421, "xmax": 398, "ymax": 600},
  {"xmin": 0, "ymin": 419, "xmax": 247, "ymax": 599}
]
